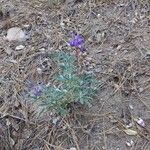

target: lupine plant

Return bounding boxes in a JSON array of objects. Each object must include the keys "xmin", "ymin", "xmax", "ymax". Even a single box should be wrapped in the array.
[
  {"xmin": 30, "ymin": 83, "xmax": 44, "ymax": 98},
  {"xmin": 48, "ymin": 0, "xmax": 64, "ymax": 6},
  {"xmin": 68, "ymin": 33, "xmax": 86, "ymax": 52},
  {"xmin": 33, "ymin": 52, "xmax": 100, "ymax": 116}
]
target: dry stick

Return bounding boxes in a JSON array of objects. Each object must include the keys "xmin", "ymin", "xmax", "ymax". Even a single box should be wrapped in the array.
[
  {"xmin": 41, "ymin": 138, "xmax": 67, "ymax": 150},
  {"xmin": 44, "ymin": 143, "xmax": 51, "ymax": 150},
  {"xmin": 25, "ymin": 124, "xmax": 47, "ymax": 149},
  {"xmin": 141, "ymin": 141, "xmax": 149, "ymax": 150},
  {"xmin": 6, "ymin": 119, "xmax": 12, "ymax": 149},
  {"xmin": 133, "ymin": 137, "xmax": 140, "ymax": 150},
  {"xmin": 47, "ymin": 117, "xmax": 70, "ymax": 148},
  {"xmin": 129, "ymin": 59, "xmax": 150, "ymax": 111},
  {"xmin": 138, "ymin": 134, "xmax": 150, "ymax": 149},
  {"xmin": 100, "ymin": 126, "xmax": 120, "ymax": 136},
  {"xmin": 140, "ymin": 84, "xmax": 150, "ymax": 93},
  {"xmin": 95, "ymin": 1, "xmax": 131, "ymax": 51},
  {"xmin": 0, "ymin": 112, "xmax": 35, "ymax": 125},
  {"xmin": 50, "ymin": 118, "xmax": 67, "ymax": 145},
  {"xmin": 47, "ymin": 126, "xmax": 56, "ymax": 145},
  {"xmin": 75, "ymin": 111, "xmax": 114, "ymax": 117},
  {"xmin": 138, "ymin": 132, "xmax": 150, "ymax": 141},
  {"xmin": 76, "ymin": 65, "xmax": 125, "ymax": 113},
  {"xmin": 143, "ymin": 141, "xmax": 150, "ymax": 150},
  {"xmin": 112, "ymin": 116, "xmax": 150, "ymax": 141},
  {"xmin": 103, "ymin": 117, "xmax": 107, "ymax": 150},
  {"xmin": 135, "ymin": 91, "xmax": 150, "ymax": 111},
  {"xmin": 92, "ymin": 71, "xmax": 134, "ymax": 116},
  {"xmin": 58, "ymin": 138, "xmax": 69, "ymax": 150},
  {"xmin": 64, "ymin": 120, "xmax": 80, "ymax": 150},
  {"xmin": 77, "ymin": 114, "xmax": 109, "ymax": 150},
  {"xmin": 130, "ymin": 136, "xmax": 139, "ymax": 150}
]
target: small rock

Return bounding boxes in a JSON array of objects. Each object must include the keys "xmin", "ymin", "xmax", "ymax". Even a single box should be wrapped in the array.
[
  {"xmin": 129, "ymin": 104, "xmax": 133, "ymax": 110},
  {"xmin": 124, "ymin": 129, "xmax": 137, "ymax": 135},
  {"xmin": 146, "ymin": 50, "xmax": 150, "ymax": 55},
  {"xmin": 116, "ymin": 45, "xmax": 122, "ymax": 50},
  {"xmin": 6, "ymin": 27, "xmax": 27, "ymax": 42},
  {"xmin": 96, "ymin": 33, "xmax": 102, "ymax": 42},
  {"xmin": 126, "ymin": 123, "xmax": 133, "ymax": 128},
  {"xmin": 69, "ymin": 147, "xmax": 76, "ymax": 150},
  {"xmin": 110, "ymin": 119, "xmax": 118, "ymax": 124},
  {"xmin": 139, "ymin": 87, "xmax": 144, "ymax": 93},
  {"xmin": 8, "ymin": 59, "xmax": 18, "ymax": 64},
  {"xmin": 60, "ymin": 21, "xmax": 65, "ymax": 28},
  {"xmin": 94, "ymin": 68, "xmax": 101, "ymax": 73},
  {"xmin": 23, "ymin": 24, "xmax": 30, "ymax": 28},
  {"xmin": 97, "ymin": 14, "xmax": 101, "ymax": 18},
  {"xmin": 37, "ymin": 67, "xmax": 42, "ymax": 74},
  {"xmin": 5, "ymin": 47, "xmax": 12, "ymax": 55},
  {"xmin": 39, "ymin": 48, "xmax": 46, "ymax": 52},
  {"xmin": 22, "ymin": 24, "xmax": 32, "ymax": 31},
  {"xmin": 62, "ymin": 125, "xmax": 67, "ymax": 130},
  {"xmin": 136, "ymin": 118, "xmax": 145, "ymax": 127},
  {"xmin": 15, "ymin": 45, "xmax": 25, "ymax": 50},
  {"xmin": 126, "ymin": 140, "xmax": 134, "ymax": 147},
  {"xmin": 52, "ymin": 116, "xmax": 60, "ymax": 125},
  {"xmin": 86, "ymin": 57, "xmax": 92, "ymax": 61}
]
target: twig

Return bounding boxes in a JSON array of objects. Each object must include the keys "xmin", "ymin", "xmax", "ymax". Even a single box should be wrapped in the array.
[
  {"xmin": 64, "ymin": 120, "xmax": 80, "ymax": 150},
  {"xmin": 75, "ymin": 112, "xmax": 114, "ymax": 117},
  {"xmin": 0, "ymin": 112, "xmax": 35, "ymax": 125},
  {"xmin": 41, "ymin": 138, "xmax": 67, "ymax": 150}
]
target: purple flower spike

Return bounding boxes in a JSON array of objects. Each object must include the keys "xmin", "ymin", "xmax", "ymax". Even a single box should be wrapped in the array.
[
  {"xmin": 30, "ymin": 84, "xmax": 43, "ymax": 97},
  {"xmin": 68, "ymin": 34, "xmax": 86, "ymax": 52},
  {"xmin": 27, "ymin": 81, "xmax": 44, "ymax": 98}
]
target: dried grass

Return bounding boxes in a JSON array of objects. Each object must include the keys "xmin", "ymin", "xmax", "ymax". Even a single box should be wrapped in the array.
[{"xmin": 0, "ymin": 0, "xmax": 150, "ymax": 149}]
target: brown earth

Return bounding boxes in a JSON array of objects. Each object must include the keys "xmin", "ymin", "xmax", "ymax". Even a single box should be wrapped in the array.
[{"xmin": 0, "ymin": 0, "xmax": 150, "ymax": 150}]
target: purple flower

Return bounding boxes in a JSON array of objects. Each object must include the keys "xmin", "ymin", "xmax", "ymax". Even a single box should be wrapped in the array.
[
  {"xmin": 68, "ymin": 34, "xmax": 86, "ymax": 52},
  {"xmin": 30, "ymin": 84, "xmax": 44, "ymax": 97},
  {"xmin": 27, "ymin": 80, "xmax": 44, "ymax": 97}
]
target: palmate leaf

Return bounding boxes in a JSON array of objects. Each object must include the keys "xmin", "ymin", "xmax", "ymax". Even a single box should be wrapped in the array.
[{"xmin": 35, "ymin": 52, "xmax": 100, "ymax": 115}]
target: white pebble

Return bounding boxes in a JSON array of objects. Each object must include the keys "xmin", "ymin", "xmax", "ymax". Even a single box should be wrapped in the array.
[
  {"xmin": 97, "ymin": 14, "xmax": 101, "ymax": 18},
  {"xmin": 129, "ymin": 104, "xmax": 133, "ymax": 110},
  {"xmin": 39, "ymin": 48, "xmax": 46, "ymax": 52},
  {"xmin": 15, "ymin": 45, "xmax": 25, "ymax": 50},
  {"xmin": 6, "ymin": 27, "xmax": 27, "ymax": 42},
  {"xmin": 37, "ymin": 68, "xmax": 42, "ymax": 74},
  {"xmin": 23, "ymin": 24, "xmax": 30, "ymax": 28},
  {"xmin": 126, "ymin": 123, "xmax": 133, "ymax": 128},
  {"xmin": 69, "ymin": 147, "xmax": 76, "ymax": 150},
  {"xmin": 52, "ymin": 116, "xmax": 60, "ymax": 125},
  {"xmin": 126, "ymin": 140, "xmax": 134, "ymax": 147},
  {"xmin": 60, "ymin": 22, "xmax": 65, "ymax": 27},
  {"xmin": 136, "ymin": 118, "xmax": 145, "ymax": 127}
]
